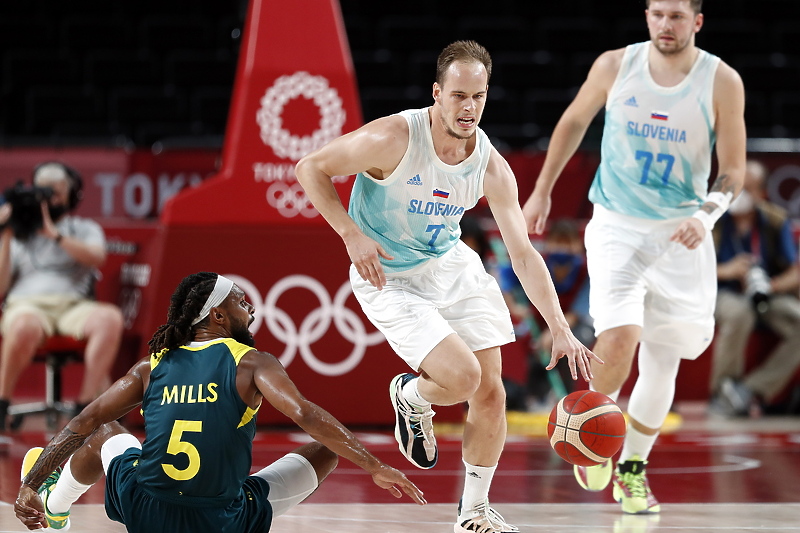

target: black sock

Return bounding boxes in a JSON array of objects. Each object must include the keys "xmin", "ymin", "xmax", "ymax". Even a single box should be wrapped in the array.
[{"xmin": 0, "ymin": 399, "xmax": 9, "ymax": 431}]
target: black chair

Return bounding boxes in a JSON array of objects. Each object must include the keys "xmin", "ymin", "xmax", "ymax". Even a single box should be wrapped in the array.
[{"xmin": 7, "ymin": 336, "xmax": 86, "ymax": 430}]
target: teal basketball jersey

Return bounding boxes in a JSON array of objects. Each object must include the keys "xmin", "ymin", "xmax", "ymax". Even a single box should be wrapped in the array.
[
  {"xmin": 136, "ymin": 338, "xmax": 259, "ymax": 506},
  {"xmin": 348, "ymin": 107, "xmax": 491, "ymax": 273},
  {"xmin": 589, "ymin": 42, "xmax": 721, "ymax": 220}
]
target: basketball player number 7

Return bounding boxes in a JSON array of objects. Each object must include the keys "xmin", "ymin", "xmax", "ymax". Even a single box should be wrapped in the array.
[
  {"xmin": 636, "ymin": 150, "xmax": 675, "ymax": 186},
  {"xmin": 426, "ymin": 224, "xmax": 446, "ymax": 251}
]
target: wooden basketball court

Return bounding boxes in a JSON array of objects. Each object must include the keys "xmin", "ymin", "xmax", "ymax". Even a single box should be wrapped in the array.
[{"xmin": 2, "ymin": 402, "xmax": 800, "ymax": 532}]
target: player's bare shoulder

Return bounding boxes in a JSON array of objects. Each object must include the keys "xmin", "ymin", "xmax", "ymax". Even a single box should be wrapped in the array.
[
  {"xmin": 713, "ymin": 59, "xmax": 745, "ymax": 92},
  {"xmin": 234, "ymin": 348, "xmax": 285, "ymax": 404},
  {"xmin": 128, "ymin": 356, "xmax": 154, "ymax": 389},
  {"xmin": 712, "ymin": 59, "xmax": 746, "ymax": 114},
  {"xmin": 238, "ymin": 347, "xmax": 288, "ymax": 379},
  {"xmin": 353, "ymin": 114, "xmax": 410, "ymax": 179},
  {"xmin": 352, "ymin": 114, "xmax": 408, "ymax": 150},
  {"xmin": 590, "ymin": 48, "xmax": 626, "ymax": 83},
  {"xmin": 570, "ymin": 48, "xmax": 624, "ymax": 106},
  {"xmin": 596, "ymin": 47, "xmax": 626, "ymax": 68},
  {"xmin": 483, "ymin": 145, "xmax": 517, "ymax": 202}
]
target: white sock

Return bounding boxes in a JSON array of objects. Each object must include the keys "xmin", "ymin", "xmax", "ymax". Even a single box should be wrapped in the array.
[
  {"xmin": 46, "ymin": 457, "xmax": 92, "ymax": 514},
  {"xmin": 402, "ymin": 377, "xmax": 431, "ymax": 410},
  {"xmin": 618, "ymin": 425, "xmax": 659, "ymax": 464},
  {"xmin": 460, "ymin": 460, "xmax": 497, "ymax": 516}
]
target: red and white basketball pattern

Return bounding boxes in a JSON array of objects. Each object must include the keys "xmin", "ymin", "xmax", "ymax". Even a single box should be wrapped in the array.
[{"xmin": 547, "ymin": 390, "xmax": 626, "ymax": 466}]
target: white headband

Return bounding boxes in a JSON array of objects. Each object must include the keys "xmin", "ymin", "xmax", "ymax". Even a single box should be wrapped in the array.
[{"xmin": 191, "ymin": 275, "xmax": 235, "ymax": 326}]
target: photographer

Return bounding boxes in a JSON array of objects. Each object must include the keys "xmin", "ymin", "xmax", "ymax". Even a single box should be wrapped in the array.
[
  {"xmin": 0, "ymin": 162, "xmax": 122, "ymax": 431},
  {"xmin": 710, "ymin": 159, "xmax": 800, "ymax": 417}
]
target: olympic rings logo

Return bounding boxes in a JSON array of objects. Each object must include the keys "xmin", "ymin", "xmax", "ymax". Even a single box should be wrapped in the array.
[
  {"xmin": 766, "ymin": 164, "xmax": 800, "ymax": 218},
  {"xmin": 256, "ymin": 71, "xmax": 346, "ymax": 161},
  {"xmin": 265, "ymin": 181, "xmax": 318, "ymax": 218},
  {"xmin": 226, "ymin": 274, "xmax": 384, "ymax": 376}
]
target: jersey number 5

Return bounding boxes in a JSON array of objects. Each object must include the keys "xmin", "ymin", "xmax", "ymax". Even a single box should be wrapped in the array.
[
  {"xmin": 636, "ymin": 150, "xmax": 675, "ymax": 186},
  {"xmin": 162, "ymin": 420, "xmax": 202, "ymax": 481}
]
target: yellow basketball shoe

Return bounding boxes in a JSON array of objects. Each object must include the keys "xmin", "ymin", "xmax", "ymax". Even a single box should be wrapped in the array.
[
  {"xmin": 574, "ymin": 459, "xmax": 613, "ymax": 491},
  {"xmin": 20, "ymin": 447, "xmax": 71, "ymax": 530},
  {"xmin": 612, "ymin": 456, "xmax": 661, "ymax": 514}
]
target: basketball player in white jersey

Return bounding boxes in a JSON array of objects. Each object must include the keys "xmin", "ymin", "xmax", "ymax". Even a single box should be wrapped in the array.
[
  {"xmin": 522, "ymin": 0, "xmax": 746, "ymax": 514},
  {"xmin": 297, "ymin": 40, "xmax": 600, "ymax": 533}
]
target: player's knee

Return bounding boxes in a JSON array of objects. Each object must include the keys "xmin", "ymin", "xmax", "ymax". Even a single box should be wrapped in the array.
[
  {"xmin": 88, "ymin": 420, "xmax": 129, "ymax": 447},
  {"xmin": 7, "ymin": 315, "xmax": 46, "ymax": 344},
  {"xmin": 441, "ymin": 360, "xmax": 482, "ymax": 401},
  {"xmin": 595, "ymin": 326, "xmax": 640, "ymax": 356},
  {"xmin": 425, "ymin": 352, "xmax": 482, "ymax": 401},
  {"xmin": 92, "ymin": 305, "xmax": 125, "ymax": 336},
  {"xmin": 297, "ymin": 442, "xmax": 338, "ymax": 483},
  {"xmin": 641, "ymin": 321, "xmax": 713, "ymax": 361},
  {"xmin": 316, "ymin": 446, "xmax": 338, "ymax": 482},
  {"xmin": 462, "ymin": 376, "xmax": 506, "ymax": 416},
  {"xmin": 472, "ymin": 378, "xmax": 506, "ymax": 414}
]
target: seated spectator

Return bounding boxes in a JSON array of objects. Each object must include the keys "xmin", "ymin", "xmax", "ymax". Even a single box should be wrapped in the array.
[
  {"xmin": 535, "ymin": 219, "xmax": 594, "ymax": 352},
  {"xmin": 496, "ymin": 219, "xmax": 593, "ymax": 409},
  {"xmin": 0, "ymin": 162, "xmax": 123, "ymax": 430},
  {"xmin": 711, "ymin": 159, "xmax": 800, "ymax": 417}
]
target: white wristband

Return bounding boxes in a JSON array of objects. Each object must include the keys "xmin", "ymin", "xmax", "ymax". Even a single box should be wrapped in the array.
[
  {"xmin": 692, "ymin": 191, "xmax": 733, "ymax": 231},
  {"xmin": 705, "ymin": 191, "xmax": 732, "ymax": 212},
  {"xmin": 692, "ymin": 210, "xmax": 714, "ymax": 231}
]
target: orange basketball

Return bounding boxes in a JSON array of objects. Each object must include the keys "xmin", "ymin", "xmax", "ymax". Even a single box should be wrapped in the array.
[{"xmin": 547, "ymin": 390, "xmax": 626, "ymax": 466}]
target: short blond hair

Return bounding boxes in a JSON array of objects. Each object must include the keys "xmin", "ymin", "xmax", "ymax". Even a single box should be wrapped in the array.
[{"xmin": 435, "ymin": 40, "xmax": 492, "ymax": 86}]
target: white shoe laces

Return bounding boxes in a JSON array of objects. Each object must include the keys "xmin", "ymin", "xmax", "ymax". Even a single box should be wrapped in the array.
[
  {"xmin": 459, "ymin": 500, "xmax": 519, "ymax": 533},
  {"xmin": 410, "ymin": 407, "xmax": 436, "ymax": 456}
]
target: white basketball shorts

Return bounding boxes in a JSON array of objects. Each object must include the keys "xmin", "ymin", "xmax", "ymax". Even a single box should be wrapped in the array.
[
  {"xmin": 585, "ymin": 204, "xmax": 716, "ymax": 338},
  {"xmin": 350, "ymin": 240, "xmax": 515, "ymax": 371}
]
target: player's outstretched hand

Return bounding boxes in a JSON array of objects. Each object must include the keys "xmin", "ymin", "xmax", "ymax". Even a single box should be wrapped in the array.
[
  {"xmin": 14, "ymin": 485, "xmax": 48, "ymax": 531},
  {"xmin": 371, "ymin": 464, "xmax": 427, "ymax": 505},
  {"xmin": 547, "ymin": 328, "xmax": 603, "ymax": 381}
]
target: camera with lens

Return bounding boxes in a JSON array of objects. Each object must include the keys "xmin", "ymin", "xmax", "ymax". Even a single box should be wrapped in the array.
[
  {"xmin": 1, "ymin": 181, "xmax": 54, "ymax": 240},
  {"xmin": 744, "ymin": 264, "xmax": 772, "ymax": 314}
]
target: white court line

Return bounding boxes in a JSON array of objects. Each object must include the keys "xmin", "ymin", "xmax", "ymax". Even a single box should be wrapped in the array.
[{"xmin": 311, "ymin": 454, "xmax": 761, "ymax": 477}]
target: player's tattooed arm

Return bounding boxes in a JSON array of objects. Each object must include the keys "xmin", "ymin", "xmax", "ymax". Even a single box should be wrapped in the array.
[
  {"xmin": 21, "ymin": 428, "xmax": 91, "ymax": 490},
  {"xmin": 700, "ymin": 173, "xmax": 735, "ymax": 213},
  {"xmin": 709, "ymin": 173, "xmax": 736, "ymax": 195}
]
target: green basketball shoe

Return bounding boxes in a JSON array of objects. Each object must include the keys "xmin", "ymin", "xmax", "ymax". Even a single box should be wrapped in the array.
[
  {"xmin": 574, "ymin": 459, "xmax": 613, "ymax": 491},
  {"xmin": 612, "ymin": 456, "xmax": 661, "ymax": 514},
  {"xmin": 20, "ymin": 447, "xmax": 71, "ymax": 530}
]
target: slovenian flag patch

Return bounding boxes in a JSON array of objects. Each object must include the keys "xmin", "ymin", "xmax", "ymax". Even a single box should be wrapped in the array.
[
  {"xmin": 433, "ymin": 188, "xmax": 450, "ymax": 199},
  {"xmin": 650, "ymin": 111, "xmax": 669, "ymax": 121}
]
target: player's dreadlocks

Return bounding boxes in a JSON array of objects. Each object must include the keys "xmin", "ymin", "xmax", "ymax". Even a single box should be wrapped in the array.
[{"xmin": 147, "ymin": 272, "xmax": 218, "ymax": 354}]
